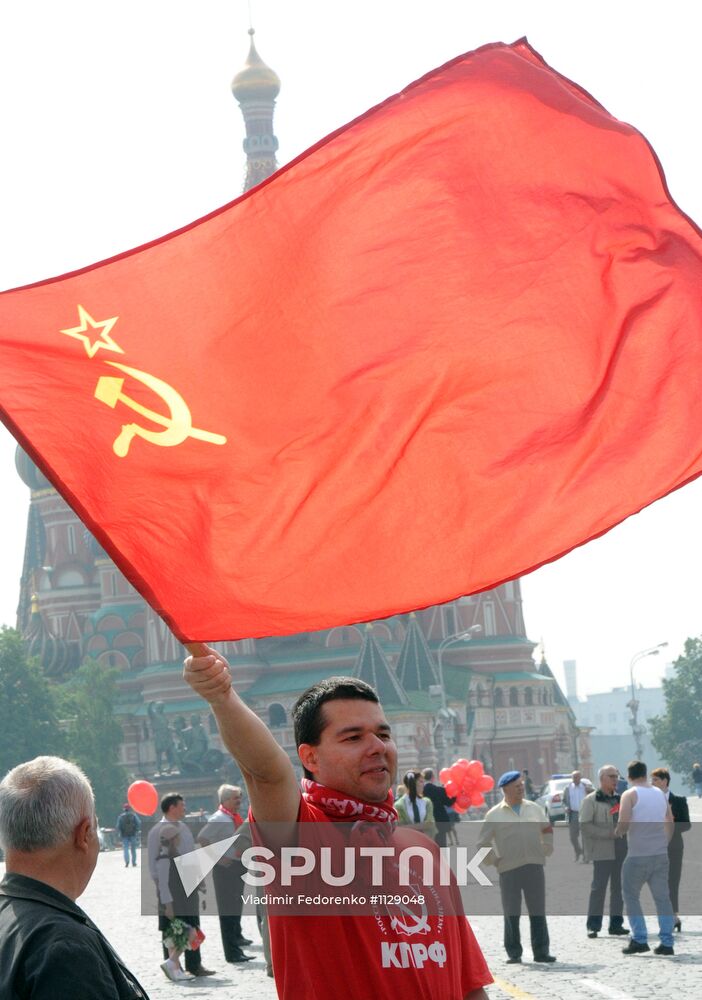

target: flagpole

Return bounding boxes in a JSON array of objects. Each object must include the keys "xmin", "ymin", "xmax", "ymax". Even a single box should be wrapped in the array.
[{"xmin": 185, "ymin": 642, "xmax": 208, "ymax": 657}]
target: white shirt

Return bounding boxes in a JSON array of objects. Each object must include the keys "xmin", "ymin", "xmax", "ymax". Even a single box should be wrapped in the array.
[
  {"xmin": 628, "ymin": 785, "xmax": 668, "ymax": 857},
  {"xmin": 398, "ymin": 795, "xmax": 428, "ymax": 822},
  {"xmin": 567, "ymin": 783, "xmax": 586, "ymax": 812}
]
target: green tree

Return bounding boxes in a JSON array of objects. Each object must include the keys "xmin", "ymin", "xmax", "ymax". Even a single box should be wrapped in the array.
[
  {"xmin": 649, "ymin": 636, "xmax": 702, "ymax": 787},
  {"xmin": 58, "ymin": 658, "xmax": 127, "ymax": 822},
  {"xmin": 0, "ymin": 626, "xmax": 65, "ymax": 774}
]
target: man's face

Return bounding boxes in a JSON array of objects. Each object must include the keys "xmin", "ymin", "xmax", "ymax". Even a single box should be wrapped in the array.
[
  {"xmin": 225, "ymin": 792, "xmax": 243, "ymax": 812},
  {"xmin": 503, "ymin": 777, "xmax": 525, "ymax": 805},
  {"xmin": 572, "ymin": 771, "xmax": 582, "ymax": 785},
  {"xmin": 651, "ymin": 774, "xmax": 668, "ymax": 793},
  {"xmin": 600, "ymin": 768, "xmax": 619, "ymax": 795},
  {"xmin": 299, "ymin": 698, "xmax": 397, "ymax": 802},
  {"xmin": 167, "ymin": 799, "xmax": 186, "ymax": 821}
]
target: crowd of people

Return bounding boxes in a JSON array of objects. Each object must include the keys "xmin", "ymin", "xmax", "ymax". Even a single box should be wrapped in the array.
[
  {"xmin": 0, "ymin": 656, "xmax": 696, "ymax": 996},
  {"xmin": 393, "ymin": 757, "xmax": 692, "ymax": 964},
  {"xmin": 476, "ymin": 761, "xmax": 692, "ymax": 963}
]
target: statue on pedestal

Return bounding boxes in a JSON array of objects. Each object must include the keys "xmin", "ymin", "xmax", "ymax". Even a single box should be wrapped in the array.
[
  {"xmin": 147, "ymin": 701, "xmax": 176, "ymax": 774},
  {"xmin": 173, "ymin": 713, "xmax": 224, "ymax": 775}
]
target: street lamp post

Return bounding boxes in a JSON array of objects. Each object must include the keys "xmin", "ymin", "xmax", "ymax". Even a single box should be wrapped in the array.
[
  {"xmin": 435, "ymin": 625, "xmax": 482, "ymax": 768},
  {"xmin": 628, "ymin": 643, "xmax": 668, "ymax": 760}
]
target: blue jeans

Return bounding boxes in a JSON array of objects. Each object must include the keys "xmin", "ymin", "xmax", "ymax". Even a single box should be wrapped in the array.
[
  {"xmin": 122, "ymin": 835, "xmax": 138, "ymax": 865},
  {"xmin": 622, "ymin": 854, "xmax": 674, "ymax": 947}
]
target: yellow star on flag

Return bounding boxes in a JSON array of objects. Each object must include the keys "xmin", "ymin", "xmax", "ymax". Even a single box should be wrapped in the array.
[{"xmin": 60, "ymin": 305, "xmax": 124, "ymax": 358}]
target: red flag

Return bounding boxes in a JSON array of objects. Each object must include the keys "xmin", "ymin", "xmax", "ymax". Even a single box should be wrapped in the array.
[{"xmin": 2, "ymin": 40, "xmax": 702, "ymax": 642}]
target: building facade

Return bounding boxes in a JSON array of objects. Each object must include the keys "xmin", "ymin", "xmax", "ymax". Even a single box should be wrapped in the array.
[{"xmin": 570, "ymin": 683, "xmax": 683, "ymax": 788}]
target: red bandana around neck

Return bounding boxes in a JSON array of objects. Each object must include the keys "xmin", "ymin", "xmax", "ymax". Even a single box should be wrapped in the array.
[
  {"xmin": 220, "ymin": 804, "xmax": 244, "ymax": 827},
  {"xmin": 301, "ymin": 778, "xmax": 398, "ymax": 855},
  {"xmin": 301, "ymin": 778, "xmax": 398, "ymax": 827}
]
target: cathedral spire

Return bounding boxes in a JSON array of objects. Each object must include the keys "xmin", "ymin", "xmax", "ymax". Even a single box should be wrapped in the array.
[
  {"xmin": 396, "ymin": 614, "xmax": 439, "ymax": 691},
  {"xmin": 232, "ymin": 28, "xmax": 280, "ymax": 191},
  {"xmin": 354, "ymin": 626, "xmax": 409, "ymax": 706}
]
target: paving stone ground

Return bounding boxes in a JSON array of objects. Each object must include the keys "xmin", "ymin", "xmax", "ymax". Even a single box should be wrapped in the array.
[
  {"xmin": 77, "ymin": 853, "xmax": 702, "ymax": 1000},
  {"xmin": 4, "ymin": 798, "xmax": 701, "ymax": 999}
]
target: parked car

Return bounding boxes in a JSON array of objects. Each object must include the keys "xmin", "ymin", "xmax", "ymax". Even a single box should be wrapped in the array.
[
  {"xmin": 537, "ymin": 775, "xmax": 593, "ymax": 822},
  {"xmin": 97, "ymin": 826, "xmax": 119, "ymax": 851}
]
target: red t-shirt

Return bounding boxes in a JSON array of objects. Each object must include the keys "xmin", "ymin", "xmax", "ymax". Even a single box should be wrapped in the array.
[{"xmin": 255, "ymin": 797, "xmax": 492, "ymax": 1000}]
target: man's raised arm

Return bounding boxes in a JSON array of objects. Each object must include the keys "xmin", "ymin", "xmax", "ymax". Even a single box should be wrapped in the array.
[{"xmin": 184, "ymin": 644, "xmax": 300, "ymax": 823}]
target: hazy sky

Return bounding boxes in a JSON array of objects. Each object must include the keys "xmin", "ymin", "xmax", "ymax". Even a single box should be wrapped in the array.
[{"xmin": 2, "ymin": 1, "xmax": 701, "ymax": 696}]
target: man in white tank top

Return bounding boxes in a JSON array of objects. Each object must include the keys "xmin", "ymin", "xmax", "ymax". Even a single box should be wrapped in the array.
[{"xmin": 615, "ymin": 760, "xmax": 675, "ymax": 955}]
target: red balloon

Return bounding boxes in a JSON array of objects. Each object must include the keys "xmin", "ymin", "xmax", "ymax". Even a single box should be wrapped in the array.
[
  {"xmin": 439, "ymin": 768, "xmax": 452, "ymax": 784},
  {"xmin": 444, "ymin": 779, "xmax": 458, "ymax": 797},
  {"xmin": 470, "ymin": 790, "xmax": 485, "ymax": 807},
  {"xmin": 462, "ymin": 776, "xmax": 476, "ymax": 793},
  {"xmin": 127, "ymin": 780, "xmax": 159, "ymax": 816},
  {"xmin": 479, "ymin": 774, "xmax": 495, "ymax": 792},
  {"xmin": 466, "ymin": 760, "xmax": 483, "ymax": 780}
]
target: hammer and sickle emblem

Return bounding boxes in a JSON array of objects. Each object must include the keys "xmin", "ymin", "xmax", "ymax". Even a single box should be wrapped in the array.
[
  {"xmin": 94, "ymin": 361, "xmax": 227, "ymax": 458},
  {"xmin": 389, "ymin": 903, "xmax": 431, "ymax": 937}
]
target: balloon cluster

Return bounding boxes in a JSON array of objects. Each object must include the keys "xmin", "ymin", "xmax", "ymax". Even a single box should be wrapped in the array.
[{"xmin": 439, "ymin": 759, "xmax": 494, "ymax": 813}]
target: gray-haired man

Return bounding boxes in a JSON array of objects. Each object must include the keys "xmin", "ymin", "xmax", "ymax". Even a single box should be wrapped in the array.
[
  {"xmin": 0, "ymin": 756, "xmax": 149, "ymax": 999},
  {"xmin": 197, "ymin": 783, "xmax": 254, "ymax": 963},
  {"xmin": 579, "ymin": 764, "xmax": 629, "ymax": 938}
]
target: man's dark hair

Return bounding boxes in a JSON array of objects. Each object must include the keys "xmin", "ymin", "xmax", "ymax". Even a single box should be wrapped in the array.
[
  {"xmin": 292, "ymin": 676, "xmax": 379, "ymax": 779},
  {"xmin": 422, "ymin": 768, "xmax": 434, "ymax": 781},
  {"xmin": 627, "ymin": 760, "xmax": 647, "ymax": 781},
  {"xmin": 651, "ymin": 767, "xmax": 670, "ymax": 785},
  {"xmin": 161, "ymin": 793, "xmax": 184, "ymax": 814}
]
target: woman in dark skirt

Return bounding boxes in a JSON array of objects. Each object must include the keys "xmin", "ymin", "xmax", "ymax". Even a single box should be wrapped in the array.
[{"xmin": 651, "ymin": 767, "xmax": 690, "ymax": 932}]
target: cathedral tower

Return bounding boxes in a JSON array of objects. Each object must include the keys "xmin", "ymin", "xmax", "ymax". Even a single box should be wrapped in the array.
[{"xmin": 232, "ymin": 29, "xmax": 281, "ymax": 191}]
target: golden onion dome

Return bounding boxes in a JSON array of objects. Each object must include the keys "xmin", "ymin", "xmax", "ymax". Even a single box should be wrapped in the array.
[{"xmin": 232, "ymin": 29, "xmax": 280, "ymax": 101}]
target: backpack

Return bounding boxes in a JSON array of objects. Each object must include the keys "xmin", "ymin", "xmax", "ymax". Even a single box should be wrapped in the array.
[{"xmin": 120, "ymin": 811, "xmax": 138, "ymax": 837}]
